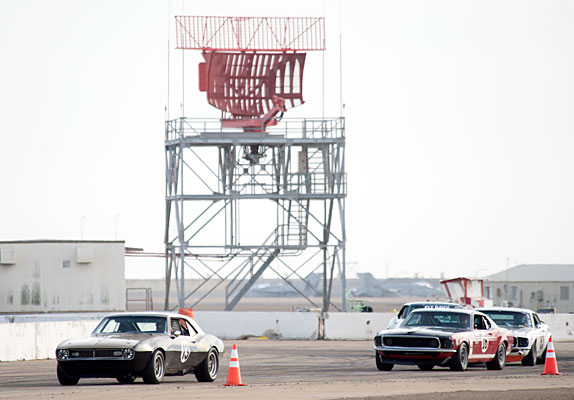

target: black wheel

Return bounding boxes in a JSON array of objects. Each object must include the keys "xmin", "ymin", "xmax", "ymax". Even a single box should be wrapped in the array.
[
  {"xmin": 450, "ymin": 342, "xmax": 469, "ymax": 371},
  {"xmin": 417, "ymin": 364, "xmax": 434, "ymax": 371},
  {"xmin": 522, "ymin": 341, "xmax": 537, "ymax": 366},
  {"xmin": 537, "ymin": 344, "xmax": 547, "ymax": 365},
  {"xmin": 486, "ymin": 342, "xmax": 507, "ymax": 370},
  {"xmin": 143, "ymin": 350, "xmax": 165, "ymax": 384},
  {"xmin": 116, "ymin": 375, "xmax": 137, "ymax": 384},
  {"xmin": 57, "ymin": 364, "xmax": 79, "ymax": 386},
  {"xmin": 195, "ymin": 348, "xmax": 219, "ymax": 382},
  {"xmin": 375, "ymin": 351, "xmax": 394, "ymax": 371}
]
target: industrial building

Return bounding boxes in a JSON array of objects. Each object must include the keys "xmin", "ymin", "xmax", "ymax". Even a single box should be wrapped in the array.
[
  {"xmin": 484, "ymin": 264, "xmax": 574, "ymax": 313},
  {"xmin": 0, "ymin": 240, "xmax": 125, "ymax": 313}
]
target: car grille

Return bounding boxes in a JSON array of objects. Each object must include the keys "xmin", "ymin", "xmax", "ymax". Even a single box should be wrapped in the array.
[
  {"xmin": 382, "ymin": 336, "xmax": 440, "ymax": 348},
  {"xmin": 69, "ymin": 349, "xmax": 122, "ymax": 358}
]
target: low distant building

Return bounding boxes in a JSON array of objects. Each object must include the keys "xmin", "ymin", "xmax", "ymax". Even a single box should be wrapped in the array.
[
  {"xmin": 0, "ymin": 240, "xmax": 125, "ymax": 313},
  {"xmin": 484, "ymin": 264, "xmax": 574, "ymax": 313}
]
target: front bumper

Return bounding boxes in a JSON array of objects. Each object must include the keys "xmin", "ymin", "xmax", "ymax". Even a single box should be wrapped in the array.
[
  {"xmin": 57, "ymin": 352, "xmax": 152, "ymax": 378},
  {"xmin": 375, "ymin": 346, "xmax": 456, "ymax": 366}
]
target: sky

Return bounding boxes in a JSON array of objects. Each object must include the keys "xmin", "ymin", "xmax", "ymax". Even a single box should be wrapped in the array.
[{"xmin": 1, "ymin": 1, "xmax": 574, "ymax": 280}]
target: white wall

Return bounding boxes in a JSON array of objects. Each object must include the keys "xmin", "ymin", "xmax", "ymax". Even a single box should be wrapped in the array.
[
  {"xmin": 0, "ymin": 241, "xmax": 125, "ymax": 313},
  {"xmin": 1, "ymin": 312, "xmax": 573, "ymax": 362},
  {"xmin": 0, "ymin": 319, "xmax": 100, "ymax": 361},
  {"xmin": 324, "ymin": 312, "xmax": 392, "ymax": 340},
  {"xmin": 194, "ymin": 311, "xmax": 320, "ymax": 340}
]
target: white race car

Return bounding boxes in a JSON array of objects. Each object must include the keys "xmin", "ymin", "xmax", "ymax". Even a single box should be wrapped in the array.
[
  {"xmin": 387, "ymin": 302, "xmax": 462, "ymax": 329},
  {"xmin": 477, "ymin": 307, "xmax": 550, "ymax": 366}
]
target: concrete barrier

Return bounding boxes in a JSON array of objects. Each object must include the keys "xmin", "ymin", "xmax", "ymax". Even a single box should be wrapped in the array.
[
  {"xmin": 194, "ymin": 311, "xmax": 320, "ymax": 340},
  {"xmin": 539, "ymin": 313, "xmax": 574, "ymax": 339},
  {"xmin": 0, "ymin": 320, "xmax": 100, "ymax": 361},
  {"xmin": 1, "ymin": 311, "xmax": 573, "ymax": 361},
  {"xmin": 324, "ymin": 312, "xmax": 393, "ymax": 340}
]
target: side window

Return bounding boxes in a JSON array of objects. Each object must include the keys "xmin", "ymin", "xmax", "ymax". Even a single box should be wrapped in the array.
[
  {"xmin": 473, "ymin": 315, "xmax": 480, "ymax": 330},
  {"xmin": 474, "ymin": 315, "xmax": 488, "ymax": 330},
  {"xmin": 178, "ymin": 319, "xmax": 191, "ymax": 336},
  {"xmin": 170, "ymin": 319, "xmax": 180, "ymax": 334},
  {"xmin": 533, "ymin": 313, "xmax": 541, "ymax": 327},
  {"xmin": 398, "ymin": 306, "xmax": 408, "ymax": 319},
  {"xmin": 186, "ymin": 319, "xmax": 199, "ymax": 335},
  {"xmin": 482, "ymin": 316, "xmax": 491, "ymax": 330}
]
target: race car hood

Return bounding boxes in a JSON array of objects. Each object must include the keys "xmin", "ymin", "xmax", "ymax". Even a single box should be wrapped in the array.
[
  {"xmin": 376, "ymin": 327, "xmax": 459, "ymax": 338},
  {"xmin": 509, "ymin": 327, "xmax": 534, "ymax": 336},
  {"xmin": 57, "ymin": 334, "xmax": 146, "ymax": 349}
]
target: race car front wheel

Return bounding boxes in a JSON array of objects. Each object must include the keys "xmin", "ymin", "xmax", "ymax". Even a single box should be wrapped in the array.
[
  {"xmin": 143, "ymin": 350, "xmax": 165, "ymax": 384},
  {"xmin": 57, "ymin": 365, "xmax": 79, "ymax": 386},
  {"xmin": 449, "ymin": 342, "xmax": 468, "ymax": 371},
  {"xmin": 522, "ymin": 340, "xmax": 537, "ymax": 366},
  {"xmin": 486, "ymin": 342, "xmax": 507, "ymax": 370},
  {"xmin": 375, "ymin": 351, "xmax": 393, "ymax": 371}
]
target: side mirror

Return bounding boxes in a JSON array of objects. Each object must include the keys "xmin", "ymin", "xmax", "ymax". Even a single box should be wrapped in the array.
[{"xmin": 171, "ymin": 330, "xmax": 181, "ymax": 338}]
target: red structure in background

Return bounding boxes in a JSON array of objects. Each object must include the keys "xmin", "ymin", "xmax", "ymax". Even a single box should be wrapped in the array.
[
  {"xmin": 441, "ymin": 277, "xmax": 493, "ymax": 308},
  {"xmin": 175, "ymin": 16, "xmax": 325, "ymax": 131}
]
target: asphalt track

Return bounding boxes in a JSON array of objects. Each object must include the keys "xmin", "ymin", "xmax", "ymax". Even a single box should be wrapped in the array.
[{"xmin": 1, "ymin": 340, "xmax": 573, "ymax": 399}]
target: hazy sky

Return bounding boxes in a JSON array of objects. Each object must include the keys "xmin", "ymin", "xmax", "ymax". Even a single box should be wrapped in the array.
[{"xmin": 1, "ymin": 1, "xmax": 573, "ymax": 280}]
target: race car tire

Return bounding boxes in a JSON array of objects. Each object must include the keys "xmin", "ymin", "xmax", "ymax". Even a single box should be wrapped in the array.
[
  {"xmin": 522, "ymin": 340, "xmax": 537, "ymax": 366},
  {"xmin": 417, "ymin": 364, "xmax": 434, "ymax": 371},
  {"xmin": 537, "ymin": 345, "xmax": 547, "ymax": 365},
  {"xmin": 116, "ymin": 375, "xmax": 137, "ymax": 383},
  {"xmin": 57, "ymin": 365, "xmax": 80, "ymax": 386},
  {"xmin": 375, "ymin": 351, "xmax": 393, "ymax": 371},
  {"xmin": 195, "ymin": 347, "xmax": 219, "ymax": 382},
  {"xmin": 449, "ymin": 342, "xmax": 468, "ymax": 371},
  {"xmin": 143, "ymin": 350, "xmax": 165, "ymax": 384},
  {"xmin": 486, "ymin": 342, "xmax": 506, "ymax": 370}
]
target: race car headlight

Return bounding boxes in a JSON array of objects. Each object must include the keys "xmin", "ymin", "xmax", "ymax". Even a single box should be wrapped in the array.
[
  {"xmin": 122, "ymin": 348, "xmax": 135, "ymax": 360},
  {"xmin": 515, "ymin": 337, "xmax": 529, "ymax": 348},
  {"xmin": 442, "ymin": 338, "xmax": 454, "ymax": 349},
  {"xmin": 57, "ymin": 349, "xmax": 69, "ymax": 360}
]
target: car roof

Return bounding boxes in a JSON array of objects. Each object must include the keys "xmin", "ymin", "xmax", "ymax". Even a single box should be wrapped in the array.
[
  {"xmin": 409, "ymin": 308, "xmax": 476, "ymax": 315},
  {"xmin": 103, "ymin": 311, "xmax": 195, "ymax": 320},
  {"xmin": 101, "ymin": 311, "xmax": 203, "ymax": 332},
  {"xmin": 477, "ymin": 307, "xmax": 534, "ymax": 314},
  {"xmin": 403, "ymin": 302, "xmax": 461, "ymax": 307}
]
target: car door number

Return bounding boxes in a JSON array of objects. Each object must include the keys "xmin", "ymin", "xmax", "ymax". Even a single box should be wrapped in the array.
[{"xmin": 181, "ymin": 341, "xmax": 191, "ymax": 363}]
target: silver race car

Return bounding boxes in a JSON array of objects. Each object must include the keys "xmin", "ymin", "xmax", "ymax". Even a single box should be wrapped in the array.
[
  {"xmin": 477, "ymin": 307, "xmax": 550, "ymax": 366},
  {"xmin": 55, "ymin": 311, "xmax": 224, "ymax": 385}
]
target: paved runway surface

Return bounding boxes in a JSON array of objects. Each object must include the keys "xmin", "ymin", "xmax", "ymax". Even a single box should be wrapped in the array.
[{"xmin": 1, "ymin": 340, "xmax": 573, "ymax": 399}]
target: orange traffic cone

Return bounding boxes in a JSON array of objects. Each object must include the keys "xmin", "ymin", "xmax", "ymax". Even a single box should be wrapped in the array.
[
  {"xmin": 224, "ymin": 344, "xmax": 246, "ymax": 386},
  {"xmin": 541, "ymin": 336, "xmax": 561, "ymax": 375}
]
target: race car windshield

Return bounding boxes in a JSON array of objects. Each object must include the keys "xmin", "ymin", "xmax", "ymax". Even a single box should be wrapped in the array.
[
  {"xmin": 480, "ymin": 311, "xmax": 532, "ymax": 328},
  {"xmin": 403, "ymin": 311, "xmax": 471, "ymax": 329},
  {"xmin": 93, "ymin": 316, "xmax": 168, "ymax": 334}
]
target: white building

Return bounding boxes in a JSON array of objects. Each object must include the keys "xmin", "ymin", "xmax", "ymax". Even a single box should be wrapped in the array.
[
  {"xmin": 484, "ymin": 264, "xmax": 574, "ymax": 313},
  {"xmin": 0, "ymin": 240, "xmax": 125, "ymax": 313}
]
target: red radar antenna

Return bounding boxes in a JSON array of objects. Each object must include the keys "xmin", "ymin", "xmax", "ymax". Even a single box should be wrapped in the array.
[{"xmin": 175, "ymin": 16, "xmax": 325, "ymax": 132}]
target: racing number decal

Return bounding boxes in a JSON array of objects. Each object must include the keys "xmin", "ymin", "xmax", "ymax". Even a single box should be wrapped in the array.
[
  {"xmin": 481, "ymin": 338, "xmax": 488, "ymax": 353},
  {"xmin": 181, "ymin": 342, "xmax": 191, "ymax": 363}
]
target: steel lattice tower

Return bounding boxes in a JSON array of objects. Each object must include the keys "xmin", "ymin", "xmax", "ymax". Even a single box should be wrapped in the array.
[{"xmin": 164, "ymin": 16, "xmax": 347, "ymax": 314}]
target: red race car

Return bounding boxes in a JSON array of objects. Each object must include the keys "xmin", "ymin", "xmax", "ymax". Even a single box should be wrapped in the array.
[{"xmin": 374, "ymin": 309, "xmax": 513, "ymax": 371}]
